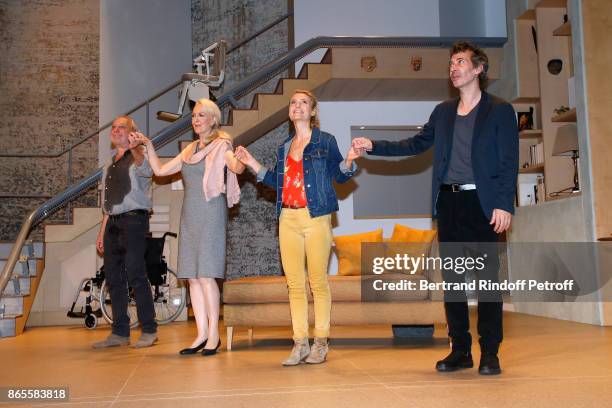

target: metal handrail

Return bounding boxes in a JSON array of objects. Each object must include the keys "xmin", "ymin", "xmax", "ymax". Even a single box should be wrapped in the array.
[{"xmin": 0, "ymin": 35, "xmax": 506, "ymax": 311}]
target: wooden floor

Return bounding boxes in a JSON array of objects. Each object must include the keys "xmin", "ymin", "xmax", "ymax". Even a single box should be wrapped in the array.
[{"xmin": 0, "ymin": 311, "xmax": 611, "ymax": 407}]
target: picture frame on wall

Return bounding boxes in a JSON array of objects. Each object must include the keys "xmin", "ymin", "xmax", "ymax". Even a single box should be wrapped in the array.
[{"xmin": 517, "ymin": 107, "xmax": 534, "ymax": 131}]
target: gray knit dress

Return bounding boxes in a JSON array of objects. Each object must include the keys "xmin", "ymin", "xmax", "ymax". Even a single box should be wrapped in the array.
[{"xmin": 177, "ymin": 152, "xmax": 228, "ymax": 280}]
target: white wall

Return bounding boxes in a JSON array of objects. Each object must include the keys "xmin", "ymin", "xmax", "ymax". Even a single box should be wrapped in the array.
[
  {"xmin": 294, "ymin": 0, "xmax": 441, "ymax": 73},
  {"xmin": 484, "ymin": 0, "xmax": 508, "ymax": 37},
  {"xmin": 99, "ymin": 0, "xmax": 192, "ymax": 165},
  {"xmin": 295, "ymin": 0, "xmax": 441, "ymax": 40},
  {"xmin": 438, "ymin": 0, "xmax": 506, "ymax": 38},
  {"xmin": 439, "ymin": 0, "xmax": 486, "ymax": 37},
  {"xmin": 319, "ymin": 101, "xmax": 441, "ymax": 273}
]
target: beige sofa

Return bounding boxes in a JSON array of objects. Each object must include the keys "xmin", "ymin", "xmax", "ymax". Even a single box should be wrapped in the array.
[{"xmin": 223, "ymin": 257, "xmax": 446, "ymax": 350}]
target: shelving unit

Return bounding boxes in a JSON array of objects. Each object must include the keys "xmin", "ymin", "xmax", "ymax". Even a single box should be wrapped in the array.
[
  {"xmin": 519, "ymin": 129, "xmax": 543, "ymax": 139},
  {"xmin": 511, "ymin": 0, "xmax": 578, "ymax": 206},
  {"xmin": 519, "ymin": 164, "xmax": 545, "ymax": 174}
]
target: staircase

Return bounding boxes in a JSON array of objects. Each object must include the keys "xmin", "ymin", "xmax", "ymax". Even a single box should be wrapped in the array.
[
  {"xmin": 0, "ymin": 36, "xmax": 505, "ymax": 337},
  {"xmin": 0, "ymin": 242, "xmax": 44, "ymax": 337},
  {"xmin": 226, "ymin": 51, "xmax": 332, "ymax": 145}
]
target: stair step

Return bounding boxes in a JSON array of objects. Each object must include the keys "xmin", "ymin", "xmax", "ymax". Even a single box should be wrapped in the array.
[
  {"xmin": 0, "ymin": 315, "xmax": 19, "ymax": 338},
  {"xmin": 0, "ymin": 297, "xmax": 23, "ymax": 316},
  {"xmin": 1, "ymin": 276, "xmax": 31, "ymax": 296},
  {"xmin": 0, "ymin": 259, "xmax": 39, "ymax": 277},
  {"xmin": 0, "ymin": 293, "xmax": 29, "ymax": 298},
  {"xmin": 0, "ymin": 242, "xmax": 44, "ymax": 259},
  {"xmin": 0, "ymin": 313, "xmax": 22, "ymax": 319}
]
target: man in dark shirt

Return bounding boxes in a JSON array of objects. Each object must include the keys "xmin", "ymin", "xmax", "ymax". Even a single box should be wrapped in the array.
[
  {"xmin": 353, "ymin": 42, "xmax": 519, "ymax": 375},
  {"xmin": 92, "ymin": 116, "xmax": 158, "ymax": 349}
]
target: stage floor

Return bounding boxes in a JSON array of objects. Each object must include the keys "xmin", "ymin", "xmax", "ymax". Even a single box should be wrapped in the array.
[{"xmin": 1, "ymin": 311, "xmax": 611, "ymax": 407}]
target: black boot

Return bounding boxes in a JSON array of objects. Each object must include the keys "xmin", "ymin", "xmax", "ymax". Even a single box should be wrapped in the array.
[
  {"xmin": 478, "ymin": 352, "xmax": 501, "ymax": 375},
  {"xmin": 435, "ymin": 350, "xmax": 474, "ymax": 372}
]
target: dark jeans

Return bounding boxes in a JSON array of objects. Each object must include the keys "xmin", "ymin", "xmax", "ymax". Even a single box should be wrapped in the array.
[
  {"xmin": 104, "ymin": 212, "xmax": 157, "ymax": 337},
  {"xmin": 436, "ymin": 189, "xmax": 503, "ymax": 354}
]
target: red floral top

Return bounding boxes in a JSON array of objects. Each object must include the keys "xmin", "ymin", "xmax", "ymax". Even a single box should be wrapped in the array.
[{"xmin": 282, "ymin": 155, "xmax": 307, "ymax": 207}]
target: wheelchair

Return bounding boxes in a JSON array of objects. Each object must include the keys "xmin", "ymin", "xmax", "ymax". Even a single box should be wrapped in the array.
[{"xmin": 67, "ymin": 232, "xmax": 186, "ymax": 329}]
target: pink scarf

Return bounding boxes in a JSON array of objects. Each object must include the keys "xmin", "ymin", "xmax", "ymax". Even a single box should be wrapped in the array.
[{"xmin": 181, "ymin": 136, "xmax": 240, "ymax": 208}]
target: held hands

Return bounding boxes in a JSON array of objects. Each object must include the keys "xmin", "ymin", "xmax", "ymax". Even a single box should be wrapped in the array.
[
  {"xmin": 343, "ymin": 137, "xmax": 372, "ymax": 167},
  {"xmin": 351, "ymin": 137, "xmax": 373, "ymax": 155},
  {"xmin": 234, "ymin": 146, "xmax": 260, "ymax": 173},
  {"xmin": 490, "ymin": 209, "xmax": 512, "ymax": 233},
  {"xmin": 344, "ymin": 145, "xmax": 362, "ymax": 168},
  {"xmin": 234, "ymin": 146, "xmax": 253, "ymax": 165},
  {"xmin": 128, "ymin": 132, "xmax": 151, "ymax": 149}
]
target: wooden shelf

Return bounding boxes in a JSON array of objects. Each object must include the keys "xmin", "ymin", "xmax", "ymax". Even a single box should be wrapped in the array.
[
  {"xmin": 547, "ymin": 191, "xmax": 581, "ymax": 200},
  {"xmin": 519, "ymin": 129, "xmax": 543, "ymax": 139},
  {"xmin": 536, "ymin": 0, "xmax": 567, "ymax": 8},
  {"xmin": 516, "ymin": 9, "xmax": 536, "ymax": 20},
  {"xmin": 520, "ymin": 164, "xmax": 545, "ymax": 173},
  {"xmin": 553, "ymin": 21, "xmax": 571, "ymax": 36},
  {"xmin": 551, "ymin": 108, "xmax": 577, "ymax": 122},
  {"xmin": 512, "ymin": 96, "xmax": 540, "ymax": 104}
]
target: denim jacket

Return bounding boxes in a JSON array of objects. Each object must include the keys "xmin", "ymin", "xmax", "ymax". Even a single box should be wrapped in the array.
[{"xmin": 257, "ymin": 127, "xmax": 356, "ymax": 218}]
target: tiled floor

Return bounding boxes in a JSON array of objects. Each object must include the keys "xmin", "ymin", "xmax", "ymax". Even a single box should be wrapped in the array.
[{"xmin": 1, "ymin": 311, "xmax": 611, "ymax": 407}]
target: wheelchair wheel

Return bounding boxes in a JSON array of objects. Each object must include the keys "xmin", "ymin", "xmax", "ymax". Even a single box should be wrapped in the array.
[
  {"xmin": 99, "ymin": 280, "xmax": 140, "ymax": 329},
  {"xmin": 84, "ymin": 313, "xmax": 97, "ymax": 329},
  {"xmin": 152, "ymin": 268, "xmax": 186, "ymax": 324}
]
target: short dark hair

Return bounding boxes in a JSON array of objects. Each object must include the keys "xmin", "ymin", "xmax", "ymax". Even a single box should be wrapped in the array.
[{"xmin": 450, "ymin": 41, "xmax": 489, "ymax": 89}]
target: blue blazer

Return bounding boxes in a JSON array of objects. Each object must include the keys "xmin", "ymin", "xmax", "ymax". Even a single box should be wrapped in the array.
[{"xmin": 369, "ymin": 92, "xmax": 519, "ymax": 219}]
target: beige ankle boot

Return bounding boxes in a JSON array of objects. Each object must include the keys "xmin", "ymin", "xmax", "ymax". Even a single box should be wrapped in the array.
[
  {"xmin": 282, "ymin": 338, "xmax": 310, "ymax": 366},
  {"xmin": 305, "ymin": 337, "xmax": 328, "ymax": 364}
]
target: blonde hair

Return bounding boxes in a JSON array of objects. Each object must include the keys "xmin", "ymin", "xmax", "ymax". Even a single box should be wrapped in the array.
[
  {"xmin": 194, "ymin": 98, "xmax": 231, "ymax": 140},
  {"xmin": 114, "ymin": 115, "xmax": 138, "ymax": 132},
  {"xmin": 291, "ymin": 89, "xmax": 320, "ymax": 129}
]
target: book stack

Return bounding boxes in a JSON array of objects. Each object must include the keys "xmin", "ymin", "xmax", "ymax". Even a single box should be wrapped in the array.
[{"xmin": 529, "ymin": 142, "xmax": 544, "ymax": 166}]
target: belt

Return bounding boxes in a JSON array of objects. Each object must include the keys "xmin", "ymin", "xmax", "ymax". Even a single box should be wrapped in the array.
[
  {"xmin": 440, "ymin": 183, "xmax": 477, "ymax": 192},
  {"xmin": 281, "ymin": 203, "xmax": 306, "ymax": 209},
  {"xmin": 109, "ymin": 209, "xmax": 149, "ymax": 219}
]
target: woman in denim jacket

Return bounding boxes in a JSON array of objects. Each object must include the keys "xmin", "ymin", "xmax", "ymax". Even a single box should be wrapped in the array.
[{"xmin": 235, "ymin": 89, "xmax": 359, "ymax": 366}]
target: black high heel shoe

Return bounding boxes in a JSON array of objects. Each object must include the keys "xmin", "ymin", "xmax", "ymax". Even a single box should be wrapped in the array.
[
  {"xmin": 202, "ymin": 340, "xmax": 221, "ymax": 356},
  {"xmin": 179, "ymin": 339, "xmax": 208, "ymax": 355}
]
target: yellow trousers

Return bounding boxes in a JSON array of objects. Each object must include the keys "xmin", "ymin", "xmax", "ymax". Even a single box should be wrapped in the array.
[{"xmin": 279, "ymin": 208, "xmax": 332, "ymax": 340}]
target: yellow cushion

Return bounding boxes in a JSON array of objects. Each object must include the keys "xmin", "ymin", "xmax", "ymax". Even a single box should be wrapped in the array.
[
  {"xmin": 387, "ymin": 225, "xmax": 437, "ymax": 275},
  {"xmin": 334, "ymin": 229, "xmax": 384, "ymax": 276},
  {"xmin": 390, "ymin": 224, "xmax": 437, "ymax": 243}
]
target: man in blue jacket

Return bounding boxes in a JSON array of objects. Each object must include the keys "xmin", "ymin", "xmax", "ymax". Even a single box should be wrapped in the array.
[{"xmin": 353, "ymin": 41, "xmax": 518, "ymax": 375}]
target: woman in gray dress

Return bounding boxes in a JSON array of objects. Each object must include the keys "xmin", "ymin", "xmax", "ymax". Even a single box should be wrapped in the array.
[{"xmin": 130, "ymin": 98, "xmax": 244, "ymax": 356}]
